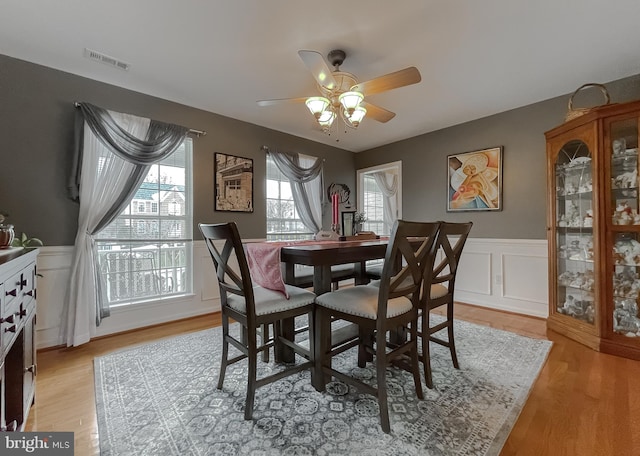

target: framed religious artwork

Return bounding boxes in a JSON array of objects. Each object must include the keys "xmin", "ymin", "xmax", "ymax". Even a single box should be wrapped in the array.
[
  {"xmin": 447, "ymin": 146, "xmax": 503, "ymax": 212},
  {"xmin": 214, "ymin": 152, "xmax": 254, "ymax": 212}
]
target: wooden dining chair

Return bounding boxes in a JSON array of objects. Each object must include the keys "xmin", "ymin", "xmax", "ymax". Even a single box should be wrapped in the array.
[
  {"xmin": 313, "ymin": 220, "xmax": 441, "ymax": 433},
  {"xmin": 418, "ymin": 221, "xmax": 473, "ymax": 389},
  {"xmin": 199, "ymin": 222, "xmax": 316, "ymax": 420}
]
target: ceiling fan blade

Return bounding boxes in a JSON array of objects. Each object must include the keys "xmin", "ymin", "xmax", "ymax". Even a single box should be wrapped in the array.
[
  {"xmin": 361, "ymin": 101, "xmax": 396, "ymax": 123},
  {"xmin": 257, "ymin": 97, "xmax": 308, "ymax": 107},
  {"xmin": 298, "ymin": 50, "xmax": 337, "ymax": 90},
  {"xmin": 351, "ymin": 67, "xmax": 421, "ymax": 96}
]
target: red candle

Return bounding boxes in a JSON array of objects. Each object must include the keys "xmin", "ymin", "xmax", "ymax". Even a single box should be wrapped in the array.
[{"xmin": 332, "ymin": 194, "xmax": 338, "ymax": 225}]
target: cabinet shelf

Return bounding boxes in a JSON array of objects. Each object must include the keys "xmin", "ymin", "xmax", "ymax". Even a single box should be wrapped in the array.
[
  {"xmin": 557, "ymin": 191, "xmax": 593, "ymax": 200},
  {"xmin": 556, "ymin": 226, "xmax": 593, "ymax": 233},
  {"xmin": 559, "ymin": 257, "xmax": 594, "ymax": 264},
  {"xmin": 559, "ymin": 284, "xmax": 594, "ymax": 293}
]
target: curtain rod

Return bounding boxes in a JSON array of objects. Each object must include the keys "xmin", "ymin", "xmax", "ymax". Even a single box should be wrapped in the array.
[
  {"xmin": 73, "ymin": 102, "xmax": 206, "ymax": 137},
  {"xmin": 261, "ymin": 145, "xmax": 326, "ymax": 161}
]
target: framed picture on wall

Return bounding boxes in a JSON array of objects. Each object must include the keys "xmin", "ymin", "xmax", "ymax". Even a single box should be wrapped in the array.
[
  {"xmin": 214, "ymin": 152, "xmax": 254, "ymax": 212},
  {"xmin": 447, "ymin": 146, "xmax": 503, "ymax": 212}
]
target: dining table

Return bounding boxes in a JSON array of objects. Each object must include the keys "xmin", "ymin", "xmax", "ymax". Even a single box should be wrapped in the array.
[
  {"xmin": 245, "ymin": 238, "xmax": 394, "ymax": 371},
  {"xmin": 280, "ymin": 238, "xmax": 389, "ymax": 294}
]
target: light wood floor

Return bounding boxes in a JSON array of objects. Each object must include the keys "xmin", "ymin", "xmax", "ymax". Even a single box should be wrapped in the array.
[{"xmin": 26, "ymin": 303, "xmax": 640, "ymax": 455}]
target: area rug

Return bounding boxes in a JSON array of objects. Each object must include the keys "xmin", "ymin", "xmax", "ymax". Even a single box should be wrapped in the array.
[{"xmin": 94, "ymin": 318, "xmax": 552, "ymax": 455}]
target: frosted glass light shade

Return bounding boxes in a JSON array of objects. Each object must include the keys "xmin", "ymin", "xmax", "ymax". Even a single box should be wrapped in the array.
[
  {"xmin": 318, "ymin": 110, "xmax": 336, "ymax": 129},
  {"xmin": 338, "ymin": 91, "xmax": 364, "ymax": 114},
  {"xmin": 349, "ymin": 106, "xmax": 367, "ymax": 127},
  {"xmin": 305, "ymin": 97, "xmax": 330, "ymax": 119}
]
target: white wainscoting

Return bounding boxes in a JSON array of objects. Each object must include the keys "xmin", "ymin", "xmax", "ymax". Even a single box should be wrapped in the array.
[
  {"xmin": 454, "ymin": 238, "xmax": 549, "ymax": 318},
  {"xmin": 35, "ymin": 241, "xmax": 223, "ymax": 349},
  {"xmin": 34, "ymin": 238, "xmax": 548, "ymax": 349}
]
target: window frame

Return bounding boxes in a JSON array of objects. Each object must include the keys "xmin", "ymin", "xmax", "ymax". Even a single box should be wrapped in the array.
[
  {"xmin": 265, "ymin": 154, "xmax": 315, "ymax": 241},
  {"xmin": 356, "ymin": 160, "xmax": 403, "ymax": 236}
]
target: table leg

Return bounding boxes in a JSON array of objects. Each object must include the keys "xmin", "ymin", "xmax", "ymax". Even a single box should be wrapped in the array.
[
  {"xmin": 275, "ymin": 317, "xmax": 296, "ymax": 364},
  {"xmin": 354, "ymin": 260, "xmax": 369, "ymax": 285},
  {"xmin": 283, "ymin": 262, "xmax": 295, "ymax": 285},
  {"xmin": 313, "ymin": 265, "xmax": 332, "ymax": 295}
]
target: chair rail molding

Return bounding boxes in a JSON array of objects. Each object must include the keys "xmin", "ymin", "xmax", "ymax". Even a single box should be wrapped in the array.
[{"xmin": 34, "ymin": 238, "xmax": 548, "ymax": 349}]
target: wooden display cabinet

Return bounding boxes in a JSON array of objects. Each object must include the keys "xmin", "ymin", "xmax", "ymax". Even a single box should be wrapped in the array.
[{"xmin": 546, "ymin": 98, "xmax": 640, "ymax": 359}]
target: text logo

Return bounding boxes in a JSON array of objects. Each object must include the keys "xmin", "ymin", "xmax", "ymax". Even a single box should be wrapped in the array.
[{"xmin": 1, "ymin": 432, "xmax": 74, "ymax": 455}]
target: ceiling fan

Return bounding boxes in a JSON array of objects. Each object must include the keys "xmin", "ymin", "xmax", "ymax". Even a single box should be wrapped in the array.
[{"xmin": 257, "ymin": 49, "xmax": 421, "ymax": 132}]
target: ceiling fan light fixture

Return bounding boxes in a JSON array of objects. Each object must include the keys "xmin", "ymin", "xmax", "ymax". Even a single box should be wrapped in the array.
[
  {"xmin": 305, "ymin": 96, "xmax": 330, "ymax": 119},
  {"xmin": 338, "ymin": 91, "xmax": 364, "ymax": 115},
  {"xmin": 348, "ymin": 106, "xmax": 367, "ymax": 127},
  {"xmin": 317, "ymin": 110, "xmax": 336, "ymax": 131}
]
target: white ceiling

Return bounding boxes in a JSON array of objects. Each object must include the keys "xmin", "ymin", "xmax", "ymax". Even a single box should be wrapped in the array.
[{"xmin": 2, "ymin": 0, "xmax": 640, "ymax": 152}]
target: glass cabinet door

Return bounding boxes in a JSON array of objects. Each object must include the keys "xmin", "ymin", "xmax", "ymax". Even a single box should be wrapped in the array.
[
  {"xmin": 610, "ymin": 118, "xmax": 640, "ymax": 336},
  {"xmin": 555, "ymin": 140, "xmax": 595, "ymax": 323}
]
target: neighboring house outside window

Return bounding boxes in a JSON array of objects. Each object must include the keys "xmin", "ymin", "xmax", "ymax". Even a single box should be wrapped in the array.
[
  {"xmin": 95, "ymin": 139, "xmax": 193, "ymax": 306},
  {"xmin": 266, "ymin": 155, "xmax": 314, "ymax": 241}
]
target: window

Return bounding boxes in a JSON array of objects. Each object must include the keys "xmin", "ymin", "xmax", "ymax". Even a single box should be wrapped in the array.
[
  {"xmin": 95, "ymin": 139, "xmax": 193, "ymax": 306},
  {"xmin": 362, "ymin": 174, "xmax": 387, "ymax": 235},
  {"xmin": 357, "ymin": 161, "xmax": 402, "ymax": 237},
  {"xmin": 266, "ymin": 155, "xmax": 314, "ymax": 241}
]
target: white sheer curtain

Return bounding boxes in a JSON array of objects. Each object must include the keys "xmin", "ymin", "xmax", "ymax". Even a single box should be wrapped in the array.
[
  {"xmin": 65, "ymin": 112, "xmax": 150, "ymax": 346},
  {"xmin": 372, "ymin": 170, "xmax": 398, "ymax": 232},
  {"xmin": 267, "ymin": 148, "xmax": 323, "ymax": 233}
]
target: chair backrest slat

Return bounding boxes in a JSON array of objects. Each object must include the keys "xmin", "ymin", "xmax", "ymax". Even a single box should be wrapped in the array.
[
  {"xmin": 199, "ymin": 222, "xmax": 256, "ymax": 320},
  {"xmin": 426, "ymin": 221, "xmax": 473, "ymax": 296},
  {"xmin": 377, "ymin": 220, "xmax": 441, "ymax": 324}
]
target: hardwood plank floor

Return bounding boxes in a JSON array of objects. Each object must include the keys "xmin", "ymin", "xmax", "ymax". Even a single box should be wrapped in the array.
[{"xmin": 25, "ymin": 304, "xmax": 640, "ymax": 455}]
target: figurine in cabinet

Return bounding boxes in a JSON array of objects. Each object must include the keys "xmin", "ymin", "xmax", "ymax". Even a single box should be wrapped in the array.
[
  {"xmin": 613, "ymin": 298, "xmax": 640, "ymax": 336},
  {"xmin": 613, "ymin": 138, "xmax": 626, "ymax": 155},
  {"xmin": 612, "ymin": 169, "xmax": 637, "ymax": 189}
]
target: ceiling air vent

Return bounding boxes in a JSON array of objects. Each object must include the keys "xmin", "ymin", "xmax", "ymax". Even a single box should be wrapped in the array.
[{"xmin": 83, "ymin": 48, "xmax": 130, "ymax": 71}]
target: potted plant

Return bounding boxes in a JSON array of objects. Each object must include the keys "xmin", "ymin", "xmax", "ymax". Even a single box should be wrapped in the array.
[
  {"xmin": 0, "ymin": 212, "xmax": 14, "ymax": 249},
  {"xmin": 12, "ymin": 232, "xmax": 43, "ymax": 248},
  {"xmin": 353, "ymin": 211, "xmax": 368, "ymax": 234}
]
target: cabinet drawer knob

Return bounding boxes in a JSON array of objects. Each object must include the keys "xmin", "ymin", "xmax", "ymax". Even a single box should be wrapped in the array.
[
  {"xmin": 4, "ymin": 324, "xmax": 16, "ymax": 333},
  {"xmin": 6, "ymin": 289, "xmax": 17, "ymax": 297}
]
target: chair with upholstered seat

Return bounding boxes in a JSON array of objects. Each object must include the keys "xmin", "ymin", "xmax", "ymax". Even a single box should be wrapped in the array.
[
  {"xmin": 313, "ymin": 220, "xmax": 440, "ymax": 433},
  {"xmin": 199, "ymin": 222, "xmax": 316, "ymax": 420},
  {"xmin": 418, "ymin": 221, "xmax": 472, "ymax": 389}
]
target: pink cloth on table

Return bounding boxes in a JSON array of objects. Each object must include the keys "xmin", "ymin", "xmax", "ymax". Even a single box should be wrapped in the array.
[
  {"xmin": 244, "ymin": 239, "xmax": 339, "ymax": 299},
  {"xmin": 245, "ymin": 242, "xmax": 289, "ymax": 298}
]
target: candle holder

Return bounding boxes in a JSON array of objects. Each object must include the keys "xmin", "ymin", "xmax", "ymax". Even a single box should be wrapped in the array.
[{"xmin": 331, "ymin": 223, "xmax": 340, "ymax": 234}]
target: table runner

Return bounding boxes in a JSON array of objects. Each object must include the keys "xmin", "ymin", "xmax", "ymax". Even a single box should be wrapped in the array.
[{"xmin": 245, "ymin": 239, "xmax": 338, "ymax": 298}]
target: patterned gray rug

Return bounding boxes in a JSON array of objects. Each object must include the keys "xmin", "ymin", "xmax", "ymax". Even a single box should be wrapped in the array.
[{"xmin": 94, "ymin": 317, "xmax": 551, "ymax": 456}]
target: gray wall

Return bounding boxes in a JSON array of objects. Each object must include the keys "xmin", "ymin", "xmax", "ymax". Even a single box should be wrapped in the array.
[
  {"xmin": 355, "ymin": 74, "xmax": 640, "ymax": 239},
  {"xmin": 4, "ymin": 52, "xmax": 640, "ymax": 244},
  {"xmin": 0, "ymin": 55, "xmax": 355, "ymax": 245}
]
